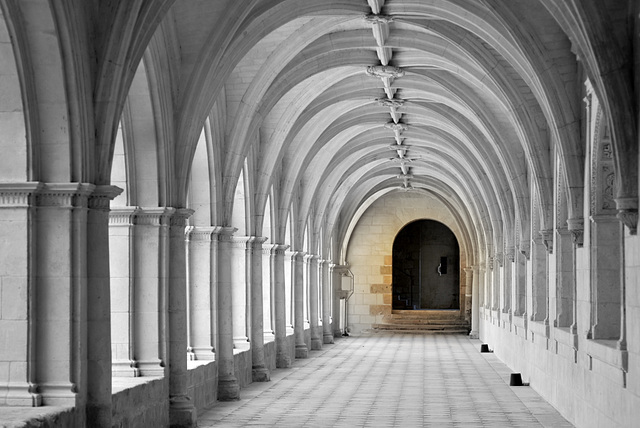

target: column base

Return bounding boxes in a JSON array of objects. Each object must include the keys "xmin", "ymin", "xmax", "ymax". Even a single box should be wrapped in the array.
[
  {"xmin": 276, "ymin": 352, "xmax": 292, "ymax": 368},
  {"xmin": 252, "ymin": 366, "xmax": 271, "ymax": 382},
  {"xmin": 295, "ymin": 344, "xmax": 309, "ymax": 359},
  {"xmin": 169, "ymin": 396, "xmax": 197, "ymax": 428},
  {"xmin": 323, "ymin": 333, "xmax": 335, "ymax": 344},
  {"xmin": 310, "ymin": 337, "xmax": 322, "ymax": 350},
  {"xmin": 469, "ymin": 330, "xmax": 479, "ymax": 339},
  {"xmin": 217, "ymin": 378, "xmax": 240, "ymax": 401}
]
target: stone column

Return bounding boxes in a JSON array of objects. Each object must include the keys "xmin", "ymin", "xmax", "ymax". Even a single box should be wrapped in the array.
[
  {"xmin": 555, "ymin": 228, "xmax": 574, "ymax": 328},
  {"xmin": 492, "ymin": 254, "xmax": 502, "ymax": 311},
  {"xmin": 86, "ymin": 186, "xmax": 123, "ymax": 427},
  {"xmin": 271, "ymin": 244, "xmax": 291, "ymax": 368},
  {"xmin": 589, "ymin": 215, "xmax": 622, "ymax": 340},
  {"xmin": 0, "ymin": 183, "xmax": 41, "ymax": 406},
  {"xmin": 109, "ymin": 208, "xmax": 139, "ymax": 377},
  {"xmin": 216, "ymin": 227, "xmax": 239, "ymax": 401},
  {"xmin": 34, "ymin": 184, "xmax": 94, "ymax": 408},
  {"xmin": 514, "ymin": 249, "xmax": 527, "ymax": 317},
  {"xmin": 186, "ymin": 226, "xmax": 218, "ymax": 360},
  {"xmin": 133, "ymin": 208, "xmax": 174, "ymax": 375},
  {"xmin": 330, "ymin": 263, "xmax": 343, "ymax": 337},
  {"xmin": 321, "ymin": 259, "xmax": 334, "ymax": 344},
  {"xmin": 463, "ymin": 267, "xmax": 473, "ymax": 324},
  {"xmin": 262, "ymin": 244, "xmax": 275, "ymax": 343},
  {"xmin": 230, "ymin": 236, "xmax": 251, "ymax": 350},
  {"xmin": 306, "ymin": 254, "xmax": 322, "ymax": 350},
  {"xmin": 469, "ymin": 266, "xmax": 479, "ymax": 338},
  {"xmin": 503, "ymin": 249, "xmax": 514, "ymax": 316},
  {"xmin": 478, "ymin": 264, "xmax": 486, "ymax": 312},
  {"xmin": 168, "ymin": 209, "xmax": 196, "ymax": 427},
  {"xmin": 530, "ymin": 237, "xmax": 548, "ymax": 323},
  {"xmin": 249, "ymin": 237, "xmax": 270, "ymax": 382},
  {"xmin": 284, "ymin": 250, "xmax": 295, "ymax": 335},
  {"xmin": 293, "ymin": 251, "xmax": 309, "ymax": 358},
  {"xmin": 484, "ymin": 260, "xmax": 490, "ymax": 313}
]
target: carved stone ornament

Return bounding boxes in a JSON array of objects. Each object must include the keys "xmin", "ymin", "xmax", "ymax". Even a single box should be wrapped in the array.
[
  {"xmin": 617, "ymin": 210, "xmax": 638, "ymax": 235},
  {"xmin": 539, "ymin": 229, "xmax": 554, "ymax": 253},
  {"xmin": 519, "ymin": 242, "xmax": 530, "ymax": 260},
  {"xmin": 505, "ymin": 247, "xmax": 515, "ymax": 263},
  {"xmin": 566, "ymin": 217, "xmax": 584, "ymax": 247},
  {"xmin": 494, "ymin": 252, "xmax": 504, "ymax": 267},
  {"xmin": 616, "ymin": 197, "xmax": 638, "ymax": 235},
  {"xmin": 363, "ymin": 13, "xmax": 394, "ymax": 24},
  {"xmin": 384, "ymin": 122, "xmax": 407, "ymax": 133},
  {"xmin": 376, "ymin": 97, "xmax": 405, "ymax": 108},
  {"xmin": 366, "ymin": 65, "xmax": 405, "ymax": 79},
  {"xmin": 389, "ymin": 144, "xmax": 410, "ymax": 152}
]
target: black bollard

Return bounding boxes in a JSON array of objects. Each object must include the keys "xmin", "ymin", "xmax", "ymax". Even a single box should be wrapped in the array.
[{"xmin": 510, "ymin": 373, "xmax": 523, "ymax": 386}]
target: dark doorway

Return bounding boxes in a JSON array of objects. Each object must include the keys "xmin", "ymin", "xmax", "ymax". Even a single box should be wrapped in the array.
[{"xmin": 392, "ymin": 220, "xmax": 460, "ymax": 310}]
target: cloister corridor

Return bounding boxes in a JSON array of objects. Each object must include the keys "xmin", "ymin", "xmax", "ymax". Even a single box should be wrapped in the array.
[
  {"xmin": 1, "ymin": 0, "xmax": 640, "ymax": 427},
  {"xmin": 198, "ymin": 333, "xmax": 572, "ymax": 428}
]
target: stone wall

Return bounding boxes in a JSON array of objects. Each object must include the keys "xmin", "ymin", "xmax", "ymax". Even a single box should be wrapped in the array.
[
  {"xmin": 112, "ymin": 377, "xmax": 169, "ymax": 427},
  {"xmin": 479, "ymin": 234, "xmax": 640, "ymax": 428},
  {"xmin": 187, "ymin": 361, "xmax": 218, "ymax": 414},
  {"xmin": 346, "ymin": 191, "xmax": 467, "ymax": 334}
]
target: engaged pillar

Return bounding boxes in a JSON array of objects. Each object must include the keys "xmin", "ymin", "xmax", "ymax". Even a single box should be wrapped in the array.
[
  {"xmin": 249, "ymin": 237, "xmax": 270, "ymax": 382},
  {"xmin": 168, "ymin": 209, "xmax": 197, "ymax": 427},
  {"xmin": 320, "ymin": 259, "xmax": 334, "ymax": 344},
  {"xmin": 186, "ymin": 226, "xmax": 219, "ymax": 360},
  {"xmin": 216, "ymin": 227, "xmax": 240, "ymax": 401},
  {"xmin": 469, "ymin": 265, "xmax": 479, "ymax": 339},
  {"xmin": 293, "ymin": 251, "xmax": 309, "ymax": 358},
  {"xmin": 306, "ymin": 254, "xmax": 322, "ymax": 350},
  {"xmin": 271, "ymin": 244, "xmax": 292, "ymax": 368}
]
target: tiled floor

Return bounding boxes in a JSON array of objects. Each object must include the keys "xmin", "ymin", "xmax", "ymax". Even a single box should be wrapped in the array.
[{"xmin": 198, "ymin": 333, "xmax": 573, "ymax": 427}]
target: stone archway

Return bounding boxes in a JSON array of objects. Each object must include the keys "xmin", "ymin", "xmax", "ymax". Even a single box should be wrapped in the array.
[{"xmin": 392, "ymin": 220, "xmax": 460, "ymax": 310}]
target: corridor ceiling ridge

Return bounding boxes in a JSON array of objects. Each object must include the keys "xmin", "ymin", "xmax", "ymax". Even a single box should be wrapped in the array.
[
  {"xmin": 153, "ymin": 0, "xmax": 635, "ymax": 255},
  {"xmin": 176, "ymin": 0, "xmax": 559, "ymax": 250},
  {"xmin": 5, "ymin": 0, "xmax": 634, "ymax": 258}
]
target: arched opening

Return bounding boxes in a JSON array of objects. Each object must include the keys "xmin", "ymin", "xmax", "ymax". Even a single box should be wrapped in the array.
[{"xmin": 392, "ymin": 220, "xmax": 460, "ymax": 310}]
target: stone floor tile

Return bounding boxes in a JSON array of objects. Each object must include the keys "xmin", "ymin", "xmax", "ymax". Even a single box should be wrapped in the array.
[{"xmin": 198, "ymin": 334, "xmax": 574, "ymax": 427}]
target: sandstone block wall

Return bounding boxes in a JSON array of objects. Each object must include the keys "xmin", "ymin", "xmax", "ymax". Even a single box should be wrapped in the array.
[{"xmin": 346, "ymin": 192, "xmax": 467, "ymax": 334}]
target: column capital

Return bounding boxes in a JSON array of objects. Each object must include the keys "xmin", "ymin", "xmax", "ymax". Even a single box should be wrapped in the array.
[
  {"xmin": 0, "ymin": 182, "xmax": 42, "ymax": 207},
  {"xmin": 170, "ymin": 208, "xmax": 194, "ymax": 227},
  {"xmin": 246, "ymin": 236, "xmax": 269, "ymax": 248},
  {"xmin": 505, "ymin": 246, "xmax": 515, "ymax": 262},
  {"xmin": 494, "ymin": 252, "xmax": 504, "ymax": 267},
  {"xmin": 589, "ymin": 214, "xmax": 619, "ymax": 223},
  {"xmin": 186, "ymin": 226, "xmax": 221, "ymax": 242},
  {"xmin": 329, "ymin": 263, "xmax": 350, "ymax": 274},
  {"xmin": 288, "ymin": 251, "xmax": 307, "ymax": 261},
  {"xmin": 567, "ymin": 217, "xmax": 584, "ymax": 247},
  {"xmin": 539, "ymin": 229, "xmax": 554, "ymax": 253},
  {"xmin": 216, "ymin": 226, "xmax": 238, "ymax": 242},
  {"xmin": 519, "ymin": 241, "xmax": 530, "ymax": 260},
  {"xmin": 615, "ymin": 197, "xmax": 638, "ymax": 235},
  {"xmin": 135, "ymin": 207, "xmax": 176, "ymax": 226},
  {"xmin": 89, "ymin": 185, "xmax": 123, "ymax": 211},
  {"xmin": 36, "ymin": 182, "xmax": 95, "ymax": 208},
  {"xmin": 269, "ymin": 244, "xmax": 289, "ymax": 255},
  {"xmin": 109, "ymin": 206, "xmax": 139, "ymax": 225},
  {"xmin": 303, "ymin": 253, "xmax": 320, "ymax": 262}
]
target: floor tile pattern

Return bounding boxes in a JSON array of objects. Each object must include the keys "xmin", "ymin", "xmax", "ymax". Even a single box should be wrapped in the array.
[{"xmin": 199, "ymin": 334, "xmax": 573, "ymax": 427}]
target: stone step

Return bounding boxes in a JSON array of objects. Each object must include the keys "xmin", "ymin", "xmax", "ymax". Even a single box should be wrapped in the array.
[
  {"xmin": 373, "ymin": 323, "xmax": 469, "ymax": 330},
  {"xmin": 371, "ymin": 323, "xmax": 470, "ymax": 335},
  {"xmin": 384, "ymin": 319, "xmax": 469, "ymax": 326}
]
